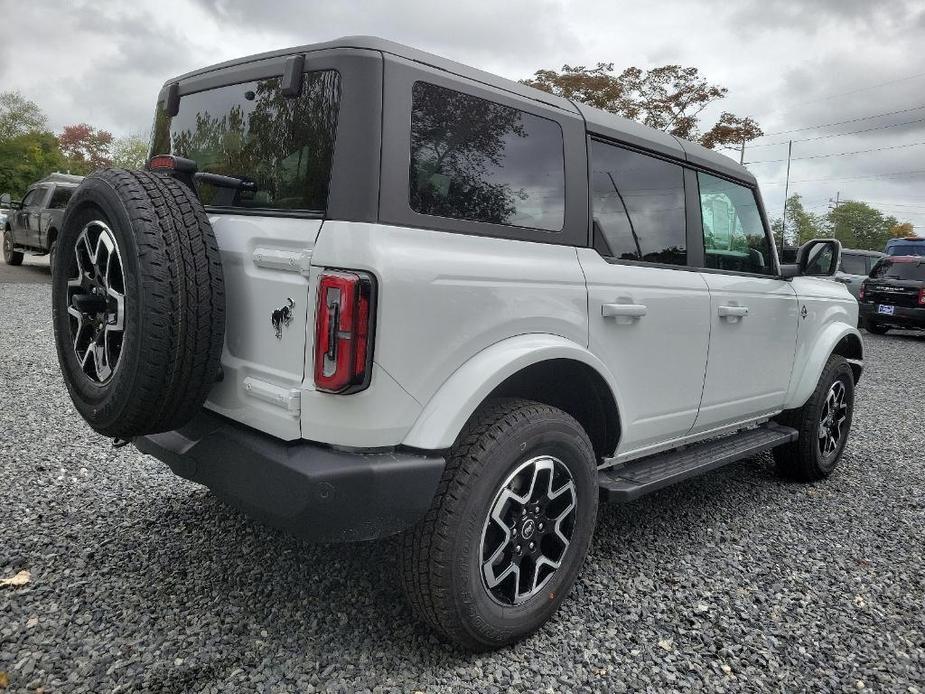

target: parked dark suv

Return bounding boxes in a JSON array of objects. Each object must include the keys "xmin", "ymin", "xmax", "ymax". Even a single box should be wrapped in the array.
[
  {"xmin": 2, "ymin": 173, "xmax": 83, "ymax": 269},
  {"xmin": 859, "ymin": 256, "xmax": 925, "ymax": 334}
]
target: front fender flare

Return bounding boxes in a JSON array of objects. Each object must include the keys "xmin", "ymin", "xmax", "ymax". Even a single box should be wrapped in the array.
[
  {"xmin": 401, "ymin": 334, "xmax": 623, "ymax": 451},
  {"xmin": 784, "ymin": 323, "xmax": 863, "ymax": 410}
]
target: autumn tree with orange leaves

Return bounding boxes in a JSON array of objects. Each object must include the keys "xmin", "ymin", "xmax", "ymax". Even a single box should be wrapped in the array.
[{"xmin": 522, "ymin": 63, "xmax": 762, "ymax": 150}]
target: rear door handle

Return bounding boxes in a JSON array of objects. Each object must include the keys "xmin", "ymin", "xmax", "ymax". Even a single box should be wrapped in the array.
[
  {"xmin": 718, "ymin": 305, "xmax": 749, "ymax": 318},
  {"xmin": 602, "ymin": 303, "xmax": 648, "ymax": 318}
]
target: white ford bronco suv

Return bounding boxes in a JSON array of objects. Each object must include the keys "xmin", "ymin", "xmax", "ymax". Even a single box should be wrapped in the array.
[{"xmin": 51, "ymin": 37, "xmax": 862, "ymax": 650}]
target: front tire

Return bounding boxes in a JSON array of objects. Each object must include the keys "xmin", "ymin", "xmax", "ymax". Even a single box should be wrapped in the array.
[
  {"xmin": 401, "ymin": 398, "xmax": 598, "ymax": 650},
  {"xmin": 774, "ymin": 355, "xmax": 854, "ymax": 481},
  {"xmin": 3, "ymin": 229, "xmax": 23, "ymax": 266}
]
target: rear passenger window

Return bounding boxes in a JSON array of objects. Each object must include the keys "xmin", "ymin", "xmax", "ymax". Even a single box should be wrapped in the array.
[
  {"xmin": 409, "ymin": 82, "xmax": 565, "ymax": 231},
  {"xmin": 49, "ymin": 187, "xmax": 73, "ymax": 209},
  {"xmin": 590, "ymin": 140, "xmax": 687, "ymax": 265},
  {"xmin": 698, "ymin": 173, "xmax": 773, "ymax": 275},
  {"xmin": 840, "ymin": 253, "xmax": 867, "ymax": 275}
]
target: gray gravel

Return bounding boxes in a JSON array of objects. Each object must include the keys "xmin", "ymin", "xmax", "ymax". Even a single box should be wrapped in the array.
[{"xmin": 2, "ymin": 281, "xmax": 924, "ymax": 693}]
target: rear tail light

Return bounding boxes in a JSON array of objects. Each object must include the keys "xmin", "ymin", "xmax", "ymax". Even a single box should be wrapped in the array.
[
  {"xmin": 313, "ymin": 270, "xmax": 376, "ymax": 393},
  {"xmin": 918, "ymin": 288, "xmax": 925, "ymax": 306},
  {"xmin": 858, "ymin": 283, "xmax": 866, "ymax": 301}
]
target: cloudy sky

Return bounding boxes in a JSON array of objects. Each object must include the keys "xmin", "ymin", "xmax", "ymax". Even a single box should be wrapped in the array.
[{"xmin": 3, "ymin": 0, "xmax": 925, "ymax": 230}]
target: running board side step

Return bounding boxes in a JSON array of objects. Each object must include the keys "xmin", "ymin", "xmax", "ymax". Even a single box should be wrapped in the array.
[{"xmin": 599, "ymin": 423, "xmax": 798, "ymax": 503}]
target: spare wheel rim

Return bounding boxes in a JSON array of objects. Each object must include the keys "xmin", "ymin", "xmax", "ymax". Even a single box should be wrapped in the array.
[{"xmin": 66, "ymin": 220, "xmax": 126, "ymax": 384}]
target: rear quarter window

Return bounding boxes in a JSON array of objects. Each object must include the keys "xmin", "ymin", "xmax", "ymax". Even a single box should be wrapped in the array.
[
  {"xmin": 151, "ymin": 70, "xmax": 340, "ymax": 212},
  {"xmin": 409, "ymin": 81, "xmax": 565, "ymax": 232}
]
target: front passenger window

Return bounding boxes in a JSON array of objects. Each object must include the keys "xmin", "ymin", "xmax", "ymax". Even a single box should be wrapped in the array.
[{"xmin": 698, "ymin": 173, "xmax": 773, "ymax": 275}]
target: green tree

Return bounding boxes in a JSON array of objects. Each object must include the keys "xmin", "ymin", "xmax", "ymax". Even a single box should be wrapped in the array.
[
  {"xmin": 522, "ymin": 63, "xmax": 762, "ymax": 149},
  {"xmin": 771, "ymin": 193, "xmax": 824, "ymax": 247},
  {"xmin": 0, "ymin": 91, "xmax": 47, "ymax": 141},
  {"xmin": 826, "ymin": 201, "xmax": 904, "ymax": 251},
  {"xmin": 112, "ymin": 133, "xmax": 150, "ymax": 169},
  {"xmin": 0, "ymin": 131, "xmax": 66, "ymax": 198}
]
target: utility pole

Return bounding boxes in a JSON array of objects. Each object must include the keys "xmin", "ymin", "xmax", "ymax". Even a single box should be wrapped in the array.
[
  {"xmin": 739, "ymin": 139, "xmax": 746, "ymax": 165},
  {"xmin": 829, "ymin": 192, "xmax": 841, "ymax": 241},
  {"xmin": 781, "ymin": 140, "xmax": 793, "ymax": 242}
]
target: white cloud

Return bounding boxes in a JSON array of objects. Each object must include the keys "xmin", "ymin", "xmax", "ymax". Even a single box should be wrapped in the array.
[{"xmin": 2, "ymin": 0, "xmax": 924, "ymax": 230}]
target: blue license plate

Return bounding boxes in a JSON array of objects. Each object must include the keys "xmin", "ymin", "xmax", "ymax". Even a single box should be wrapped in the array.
[{"xmin": 878, "ymin": 304, "xmax": 895, "ymax": 315}]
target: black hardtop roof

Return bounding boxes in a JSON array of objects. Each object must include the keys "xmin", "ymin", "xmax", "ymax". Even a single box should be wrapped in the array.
[{"xmin": 166, "ymin": 35, "xmax": 755, "ymax": 185}]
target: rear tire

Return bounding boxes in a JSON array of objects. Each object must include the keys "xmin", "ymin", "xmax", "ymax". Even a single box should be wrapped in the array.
[
  {"xmin": 400, "ymin": 398, "xmax": 598, "ymax": 650},
  {"xmin": 774, "ymin": 355, "xmax": 854, "ymax": 481},
  {"xmin": 3, "ymin": 229, "xmax": 23, "ymax": 266},
  {"xmin": 51, "ymin": 169, "xmax": 225, "ymax": 438}
]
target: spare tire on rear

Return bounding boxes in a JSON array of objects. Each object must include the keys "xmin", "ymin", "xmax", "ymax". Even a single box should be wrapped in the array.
[{"xmin": 51, "ymin": 169, "xmax": 225, "ymax": 439}]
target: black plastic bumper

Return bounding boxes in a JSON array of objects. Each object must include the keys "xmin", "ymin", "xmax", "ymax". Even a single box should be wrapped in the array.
[
  {"xmin": 860, "ymin": 303, "xmax": 925, "ymax": 329},
  {"xmin": 134, "ymin": 410, "xmax": 445, "ymax": 543}
]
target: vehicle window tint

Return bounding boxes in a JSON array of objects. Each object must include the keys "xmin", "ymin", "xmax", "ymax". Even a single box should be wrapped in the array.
[
  {"xmin": 154, "ymin": 71, "xmax": 340, "ymax": 212},
  {"xmin": 409, "ymin": 82, "xmax": 565, "ymax": 232},
  {"xmin": 698, "ymin": 172, "xmax": 772, "ymax": 275},
  {"xmin": 49, "ymin": 187, "xmax": 73, "ymax": 209},
  {"xmin": 590, "ymin": 141, "xmax": 687, "ymax": 265},
  {"xmin": 840, "ymin": 253, "xmax": 867, "ymax": 275},
  {"xmin": 870, "ymin": 258, "xmax": 925, "ymax": 280},
  {"xmin": 20, "ymin": 189, "xmax": 37, "ymax": 207}
]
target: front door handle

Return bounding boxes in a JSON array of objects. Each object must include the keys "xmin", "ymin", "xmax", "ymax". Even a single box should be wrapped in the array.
[
  {"xmin": 602, "ymin": 303, "xmax": 648, "ymax": 318},
  {"xmin": 718, "ymin": 305, "xmax": 749, "ymax": 318}
]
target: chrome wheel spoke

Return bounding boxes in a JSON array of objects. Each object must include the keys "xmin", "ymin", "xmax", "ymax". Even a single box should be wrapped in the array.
[
  {"xmin": 65, "ymin": 221, "xmax": 125, "ymax": 384},
  {"xmin": 480, "ymin": 455, "xmax": 578, "ymax": 606},
  {"xmin": 818, "ymin": 379, "xmax": 851, "ymax": 461}
]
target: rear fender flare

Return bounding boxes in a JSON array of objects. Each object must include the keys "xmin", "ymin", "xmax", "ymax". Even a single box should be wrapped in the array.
[{"xmin": 401, "ymin": 334, "xmax": 624, "ymax": 451}]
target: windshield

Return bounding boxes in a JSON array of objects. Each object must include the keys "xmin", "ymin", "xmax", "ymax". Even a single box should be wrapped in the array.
[
  {"xmin": 870, "ymin": 259, "xmax": 925, "ymax": 281},
  {"xmin": 151, "ymin": 70, "xmax": 340, "ymax": 212},
  {"xmin": 887, "ymin": 241, "xmax": 925, "ymax": 256}
]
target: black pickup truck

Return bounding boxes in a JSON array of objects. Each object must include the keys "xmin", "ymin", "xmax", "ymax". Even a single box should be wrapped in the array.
[{"xmin": 2, "ymin": 173, "xmax": 83, "ymax": 269}]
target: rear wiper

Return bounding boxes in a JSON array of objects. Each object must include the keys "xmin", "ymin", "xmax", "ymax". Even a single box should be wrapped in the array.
[{"xmin": 194, "ymin": 172, "xmax": 256, "ymax": 192}]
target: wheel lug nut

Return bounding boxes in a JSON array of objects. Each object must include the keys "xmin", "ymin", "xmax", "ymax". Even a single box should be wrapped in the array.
[
  {"xmin": 529, "ymin": 542, "xmax": 535, "ymax": 550},
  {"xmin": 537, "ymin": 522, "xmax": 544, "ymax": 531},
  {"xmin": 515, "ymin": 544, "xmax": 521, "ymax": 554},
  {"xmin": 511, "ymin": 528, "xmax": 517, "ymax": 536}
]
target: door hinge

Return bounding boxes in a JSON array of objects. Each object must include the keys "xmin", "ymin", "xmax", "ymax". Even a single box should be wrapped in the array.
[
  {"xmin": 252, "ymin": 247, "xmax": 313, "ymax": 275},
  {"xmin": 242, "ymin": 377, "xmax": 301, "ymax": 415}
]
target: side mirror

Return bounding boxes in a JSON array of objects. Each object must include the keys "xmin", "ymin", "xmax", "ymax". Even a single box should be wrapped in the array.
[{"xmin": 779, "ymin": 239, "xmax": 842, "ymax": 278}]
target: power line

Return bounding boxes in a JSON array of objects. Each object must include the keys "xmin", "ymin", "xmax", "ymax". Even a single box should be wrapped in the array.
[
  {"xmin": 756, "ymin": 103, "xmax": 925, "ymax": 138},
  {"xmin": 746, "ymin": 140, "xmax": 925, "ymax": 165},
  {"xmin": 784, "ymin": 70, "xmax": 925, "ymax": 109},
  {"xmin": 760, "ymin": 169, "xmax": 925, "ymax": 185},
  {"xmin": 747, "ymin": 116, "xmax": 925, "ymax": 148}
]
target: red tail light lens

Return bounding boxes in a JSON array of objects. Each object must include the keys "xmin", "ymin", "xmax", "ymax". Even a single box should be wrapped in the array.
[
  {"xmin": 858, "ymin": 283, "xmax": 866, "ymax": 301},
  {"xmin": 918, "ymin": 288, "xmax": 925, "ymax": 306},
  {"xmin": 314, "ymin": 270, "xmax": 376, "ymax": 393}
]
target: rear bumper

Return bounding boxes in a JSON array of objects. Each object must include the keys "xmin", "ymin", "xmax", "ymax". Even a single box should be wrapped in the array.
[
  {"xmin": 134, "ymin": 410, "xmax": 445, "ymax": 543},
  {"xmin": 860, "ymin": 303, "xmax": 925, "ymax": 329}
]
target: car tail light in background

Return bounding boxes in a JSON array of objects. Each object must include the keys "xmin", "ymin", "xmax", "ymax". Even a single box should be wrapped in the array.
[
  {"xmin": 858, "ymin": 283, "xmax": 866, "ymax": 301},
  {"xmin": 919, "ymin": 287, "xmax": 925, "ymax": 306},
  {"xmin": 314, "ymin": 270, "xmax": 376, "ymax": 393}
]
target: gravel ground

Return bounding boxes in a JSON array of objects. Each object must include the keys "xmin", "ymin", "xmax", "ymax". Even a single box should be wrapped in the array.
[{"xmin": 1, "ymin": 282, "xmax": 923, "ymax": 693}]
